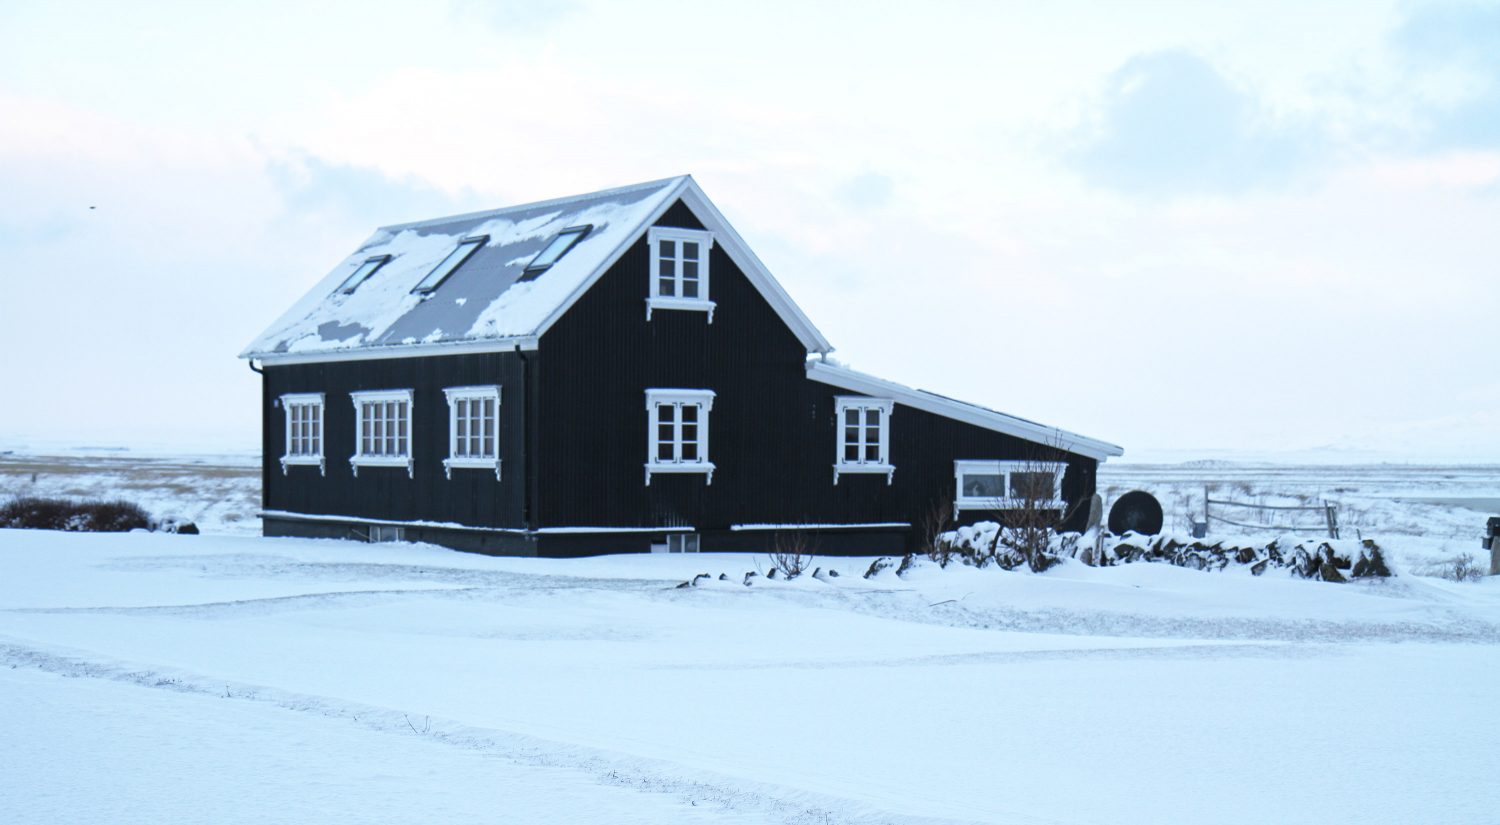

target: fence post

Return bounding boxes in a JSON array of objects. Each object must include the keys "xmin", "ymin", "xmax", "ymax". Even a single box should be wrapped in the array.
[
  {"xmin": 1324, "ymin": 502, "xmax": 1339, "ymax": 540},
  {"xmin": 1204, "ymin": 485, "xmax": 1211, "ymax": 536}
]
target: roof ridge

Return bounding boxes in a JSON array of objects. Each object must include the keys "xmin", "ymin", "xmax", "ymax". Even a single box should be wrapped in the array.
[{"xmin": 376, "ymin": 175, "xmax": 690, "ymax": 232}]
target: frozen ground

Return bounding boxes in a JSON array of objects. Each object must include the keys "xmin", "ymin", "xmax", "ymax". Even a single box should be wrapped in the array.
[{"xmin": 2, "ymin": 529, "xmax": 1499, "ymax": 824}]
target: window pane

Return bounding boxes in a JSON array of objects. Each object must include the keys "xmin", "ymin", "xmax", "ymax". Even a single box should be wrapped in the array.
[
  {"xmin": 682, "ymin": 242, "xmax": 698, "ymax": 260},
  {"xmin": 844, "ymin": 444, "xmax": 860, "ymax": 462},
  {"xmin": 682, "ymin": 260, "xmax": 698, "ymax": 278},
  {"xmin": 658, "ymin": 276, "xmax": 676, "ymax": 296},
  {"xmin": 679, "ymin": 405, "xmax": 697, "ymax": 424},
  {"xmin": 658, "ymin": 423, "xmax": 674, "ymax": 444},
  {"xmin": 1011, "ymin": 471, "xmax": 1055, "ymax": 500},
  {"xmin": 865, "ymin": 444, "xmax": 881, "ymax": 462},
  {"xmin": 844, "ymin": 409, "xmax": 859, "ymax": 426},
  {"xmin": 413, "ymin": 239, "xmax": 483, "ymax": 293},
  {"xmin": 682, "ymin": 442, "xmax": 698, "ymax": 461},
  {"xmin": 658, "ymin": 259, "xmax": 674, "ymax": 278},
  {"xmin": 657, "ymin": 440, "xmax": 674, "ymax": 461},
  {"xmin": 844, "ymin": 425, "xmax": 860, "ymax": 446},
  {"xmin": 659, "ymin": 240, "xmax": 675, "ymax": 258},
  {"xmin": 963, "ymin": 473, "xmax": 1005, "ymax": 498},
  {"xmin": 865, "ymin": 409, "xmax": 881, "ymax": 427},
  {"xmin": 680, "ymin": 423, "xmax": 697, "ymax": 443}
]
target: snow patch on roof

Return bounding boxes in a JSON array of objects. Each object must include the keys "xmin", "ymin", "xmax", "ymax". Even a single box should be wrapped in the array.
[{"xmin": 242, "ymin": 177, "xmax": 686, "ymax": 358}]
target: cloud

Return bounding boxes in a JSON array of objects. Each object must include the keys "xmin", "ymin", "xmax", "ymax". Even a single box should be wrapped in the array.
[
  {"xmin": 1391, "ymin": 2, "xmax": 1500, "ymax": 149},
  {"xmin": 836, "ymin": 172, "xmax": 894, "ymax": 210},
  {"xmin": 448, "ymin": 0, "xmax": 579, "ymax": 33},
  {"xmin": 1068, "ymin": 50, "xmax": 1318, "ymax": 196},
  {"xmin": 266, "ymin": 151, "xmax": 495, "ymax": 230}
]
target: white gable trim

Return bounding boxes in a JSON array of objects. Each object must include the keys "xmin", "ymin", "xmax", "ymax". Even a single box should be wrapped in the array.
[
  {"xmin": 530, "ymin": 176, "xmax": 834, "ymax": 355},
  {"xmin": 807, "ymin": 361, "xmax": 1124, "ymax": 462},
  {"xmin": 253, "ymin": 336, "xmax": 539, "ymax": 366}
]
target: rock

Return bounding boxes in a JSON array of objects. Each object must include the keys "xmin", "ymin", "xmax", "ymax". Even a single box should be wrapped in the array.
[
  {"xmin": 175, "ymin": 522, "xmax": 199, "ymax": 535},
  {"xmin": 718, "ymin": 573, "xmax": 729, "ymax": 581},
  {"xmin": 895, "ymin": 554, "xmax": 916, "ymax": 577},
  {"xmin": 826, "ymin": 569, "xmax": 840, "ymax": 578},
  {"xmin": 766, "ymin": 568, "xmax": 780, "ymax": 580},
  {"xmin": 743, "ymin": 571, "xmax": 759, "ymax": 586},
  {"xmin": 1250, "ymin": 558, "xmax": 1269, "ymax": 576},
  {"xmin": 864, "ymin": 557, "xmax": 894, "ymax": 579},
  {"xmin": 675, "ymin": 580, "xmax": 692, "ymax": 589},
  {"xmin": 691, "ymin": 573, "xmax": 711, "ymax": 587},
  {"xmin": 1319, "ymin": 561, "xmax": 1346, "ymax": 583}
]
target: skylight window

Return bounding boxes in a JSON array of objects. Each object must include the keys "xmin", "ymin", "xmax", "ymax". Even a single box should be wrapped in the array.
[
  {"xmin": 523, "ymin": 225, "xmax": 591, "ymax": 277},
  {"xmin": 412, "ymin": 236, "xmax": 488, "ymax": 295},
  {"xmin": 336, "ymin": 255, "xmax": 392, "ymax": 295}
]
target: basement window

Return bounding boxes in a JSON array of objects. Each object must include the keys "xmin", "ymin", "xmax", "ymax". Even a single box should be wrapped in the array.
[
  {"xmin": 644, "ymin": 388, "xmax": 715, "ymax": 485},
  {"xmin": 522, "ymin": 225, "xmax": 591, "ymax": 277},
  {"xmin": 442, "ymin": 385, "xmax": 501, "ymax": 480},
  {"xmin": 646, "ymin": 226, "xmax": 716, "ymax": 321},
  {"xmin": 833, "ymin": 396, "xmax": 894, "ymax": 484},
  {"xmin": 336, "ymin": 255, "xmax": 392, "ymax": 295},
  {"xmin": 412, "ymin": 236, "xmax": 487, "ymax": 294},
  {"xmin": 350, "ymin": 389, "xmax": 414, "ymax": 478},
  {"xmin": 953, "ymin": 460, "xmax": 1066, "ymax": 516},
  {"xmin": 279, "ymin": 393, "xmax": 325, "ymax": 475}
]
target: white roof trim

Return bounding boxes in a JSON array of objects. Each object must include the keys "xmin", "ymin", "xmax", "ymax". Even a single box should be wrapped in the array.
[
  {"xmin": 806, "ymin": 361, "xmax": 1124, "ymax": 462},
  {"xmin": 252, "ymin": 336, "xmax": 538, "ymax": 366},
  {"xmin": 530, "ymin": 176, "xmax": 834, "ymax": 355}
]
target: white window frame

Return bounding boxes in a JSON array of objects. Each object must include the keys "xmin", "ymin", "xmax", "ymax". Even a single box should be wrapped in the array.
[
  {"xmin": 833, "ymin": 396, "xmax": 894, "ymax": 484},
  {"xmin": 442, "ymin": 385, "xmax": 501, "ymax": 480},
  {"xmin": 350, "ymin": 389, "xmax": 415, "ymax": 478},
  {"xmin": 645, "ymin": 388, "xmax": 715, "ymax": 485},
  {"xmin": 646, "ymin": 226, "xmax": 716, "ymax": 322},
  {"xmin": 953, "ymin": 460, "xmax": 1066, "ymax": 516},
  {"xmin": 279, "ymin": 393, "xmax": 325, "ymax": 476}
]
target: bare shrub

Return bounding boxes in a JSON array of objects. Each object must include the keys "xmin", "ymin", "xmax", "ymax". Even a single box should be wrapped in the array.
[
  {"xmin": 989, "ymin": 443, "xmax": 1066, "ymax": 573},
  {"xmin": 920, "ymin": 498, "xmax": 956, "ymax": 567},
  {"xmin": 1414, "ymin": 553, "xmax": 1485, "ymax": 583},
  {"xmin": 768, "ymin": 529, "xmax": 815, "ymax": 578},
  {"xmin": 0, "ymin": 496, "xmax": 151, "ymax": 532}
]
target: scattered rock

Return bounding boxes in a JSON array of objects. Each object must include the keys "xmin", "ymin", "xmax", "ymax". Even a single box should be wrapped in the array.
[{"xmin": 864, "ymin": 557, "xmax": 894, "ymax": 579}]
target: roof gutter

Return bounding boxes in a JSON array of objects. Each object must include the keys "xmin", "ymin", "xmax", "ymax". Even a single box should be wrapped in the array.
[{"xmin": 242, "ymin": 335, "xmax": 540, "ymax": 367}]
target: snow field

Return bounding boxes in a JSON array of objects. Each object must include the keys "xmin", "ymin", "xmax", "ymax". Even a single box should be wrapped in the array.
[{"xmin": 3, "ymin": 529, "xmax": 1499, "ymax": 824}]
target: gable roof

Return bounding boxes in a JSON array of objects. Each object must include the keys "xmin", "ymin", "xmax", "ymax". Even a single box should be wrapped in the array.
[
  {"xmin": 242, "ymin": 176, "xmax": 832, "ymax": 363},
  {"xmin": 807, "ymin": 361, "xmax": 1124, "ymax": 461}
]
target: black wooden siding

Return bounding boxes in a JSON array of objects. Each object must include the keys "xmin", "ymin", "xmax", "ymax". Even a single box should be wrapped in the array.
[
  {"xmin": 260, "ymin": 197, "xmax": 1100, "ymax": 552},
  {"xmin": 261, "ymin": 352, "xmax": 527, "ymax": 528},
  {"xmin": 531, "ymin": 199, "xmax": 1098, "ymax": 542}
]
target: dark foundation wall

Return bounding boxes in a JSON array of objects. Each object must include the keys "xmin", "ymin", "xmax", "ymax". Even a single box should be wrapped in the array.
[{"xmin": 261, "ymin": 351, "xmax": 528, "ymax": 528}]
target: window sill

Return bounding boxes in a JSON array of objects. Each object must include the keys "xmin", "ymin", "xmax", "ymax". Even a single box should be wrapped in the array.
[
  {"xmin": 351, "ymin": 456, "xmax": 414, "ymax": 479},
  {"xmin": 954, "ymin": 499, "xmax": 1064, "ymax": 515},
  {"xmin": 833, "ymin": 463, "xmax": 894, "ymax": 484},
  {"xmin": 443, "ymin": 457, "xmax": 501, "ymax": 481},
  {"xmin": 280, "ymin": 455, "xmax": 326, "ymax": 476},
  {"xmin": 644, "ymin": 461, "xmax": 716, "ymax": 485},
  {"xmin": 646, "ymin": 296, "xmax": 716, "ymax": 322}
]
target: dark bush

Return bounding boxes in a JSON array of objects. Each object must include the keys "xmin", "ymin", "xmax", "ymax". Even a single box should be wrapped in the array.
[{"xmin": 0, "ymin": 496, "xmax": 151, "ymax": 533}]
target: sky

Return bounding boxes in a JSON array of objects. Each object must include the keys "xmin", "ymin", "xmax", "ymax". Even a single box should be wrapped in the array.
[{"xmin": 1, "ymin": 0, "xmax": 1497, "ymax": 462}]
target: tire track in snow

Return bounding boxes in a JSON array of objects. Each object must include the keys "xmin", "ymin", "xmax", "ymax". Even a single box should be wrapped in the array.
[
  {"xmin": 0, "ymin": 636, "xmax": 1081, "ymax": 825},
  {"xmin": 2, "ymin": 586, "xmax": 485, "ymax": 618}
]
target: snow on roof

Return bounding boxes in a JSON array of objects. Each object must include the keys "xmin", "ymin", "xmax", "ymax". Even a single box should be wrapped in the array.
[
  {"xmin": 806, "ymin": 361, "xmax": 1125, "ymax": 461},
  {"xmin": 241, "ymin": 177, "xmax": 688, "ymax": 359}
]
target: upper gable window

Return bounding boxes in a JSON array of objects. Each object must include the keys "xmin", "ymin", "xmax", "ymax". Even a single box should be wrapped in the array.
[
  {"xmin": 337, "ymin": 255, "xmax": 392, "ymax": 295},
  {"xmin": 646, "ymin": 227, "xmax": 716, "ymax": 322},
  {"xmin": 412, "ymin": 236, "xmax": 488, "ymax": 294},
  {"xmin": 522, "ymin": 225, "xmax": 591, "ymax": 278},
  {"xmin": 833, "ymin": 396, "xmax": 894, "ymax": 484}
]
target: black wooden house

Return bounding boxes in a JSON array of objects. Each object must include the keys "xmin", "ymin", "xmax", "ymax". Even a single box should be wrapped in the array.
[{"xmin": 242, "ymin": 176, "xmax": 1122, "ymax": 556}]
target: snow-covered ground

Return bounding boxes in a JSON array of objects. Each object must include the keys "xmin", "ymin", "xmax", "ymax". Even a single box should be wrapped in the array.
[{"xmin": 2, "ymin": 528, "xmax": 1499, "ymax": 824}]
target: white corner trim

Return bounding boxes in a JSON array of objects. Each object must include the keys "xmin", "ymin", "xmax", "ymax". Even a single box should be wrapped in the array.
[{"xmin": 808, "ymin": 361, "xmax": 1124, "ymax": 461}]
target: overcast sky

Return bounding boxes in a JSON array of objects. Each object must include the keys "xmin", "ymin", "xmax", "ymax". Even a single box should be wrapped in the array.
[{"xmin": 2, "ymin": 0, "xmax": 1496, "ymax": 461}]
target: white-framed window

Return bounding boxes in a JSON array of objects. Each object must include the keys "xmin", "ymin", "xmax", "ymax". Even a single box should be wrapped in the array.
[
  {"xmin": 351, "ymin": 389, "xmax": 414, "ymax": 478},
  {"xmin": 833, "ymin": 396, "xmax": 894, "ymax": 484},
  {"xmin": 279, "ymin": 393, "xmax": 325, "ymax": 475},
  {"xmin": 953, "ymin": 460, "xmax": 1066, "ymax": 515},
  {"xmin": 646, "ymin": 226, "xmax": 716, "ymax": 321},
  {"xmin": 645, "ymin": 388, "xmax": 715, "ymax": 484},
  {"xmin": 443, "ymin": 385, "xmax": 501, "ymax": 480}
]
